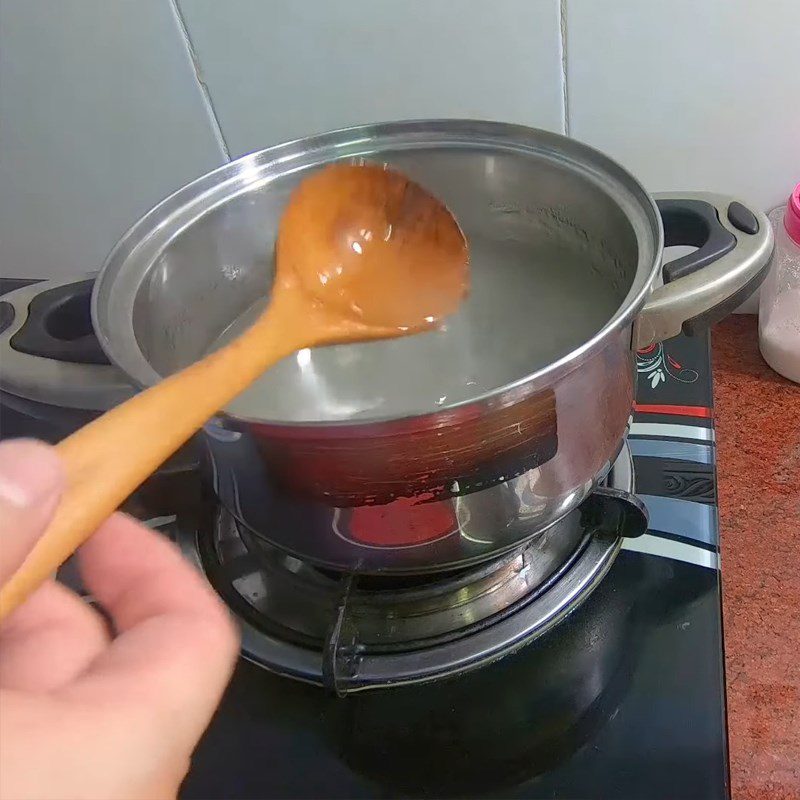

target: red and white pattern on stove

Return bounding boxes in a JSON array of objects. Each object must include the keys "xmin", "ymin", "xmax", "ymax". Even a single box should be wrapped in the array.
[{"xmin": 636, "ymin": 342, "xmax": 699, "ymax": 389}]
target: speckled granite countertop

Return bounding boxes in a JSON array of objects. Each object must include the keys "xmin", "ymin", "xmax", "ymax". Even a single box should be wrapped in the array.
[{"xmin": 713, "ymin": 316, "xmax": 800, "ymax": 800}]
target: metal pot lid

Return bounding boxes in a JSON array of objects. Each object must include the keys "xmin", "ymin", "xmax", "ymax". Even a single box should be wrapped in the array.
[{"xmin": 92, "ymin": 120, "xmax": 662, "ymax": 424}]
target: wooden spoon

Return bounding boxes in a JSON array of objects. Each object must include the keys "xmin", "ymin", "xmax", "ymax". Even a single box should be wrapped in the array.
[{"xmin": 0, "ymin": 163, "xmax": 469, "ymax": 621}]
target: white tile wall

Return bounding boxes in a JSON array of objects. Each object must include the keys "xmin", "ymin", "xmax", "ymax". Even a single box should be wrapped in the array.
[
  {"xmin": 0, "ymin": 0, "xmax": 226, "ymax": 280},
  {"xmin": 177, "ymin": 0, "xmax": 565, "ymax": 157},
  {"xmin": 566, "ymin": 0, "xmax": 800, "ymax": 312},
  {"xmin": 566, "ymin": 0, "xmax": 800, "ymax": 212},
  {"xmin": 2, "ymin": 0, "xmax": 797, "ymax": 315}
]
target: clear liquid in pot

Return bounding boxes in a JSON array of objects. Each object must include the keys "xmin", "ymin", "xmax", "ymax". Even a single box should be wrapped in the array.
[{"xmin": 209, "ymin": 236, "xmax": 623, "ymax": 423}]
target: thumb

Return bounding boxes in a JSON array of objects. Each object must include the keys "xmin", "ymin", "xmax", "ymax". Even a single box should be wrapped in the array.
[{"xmin": 0, "ymin": 440, "xmax": 65, "ymax": 584}]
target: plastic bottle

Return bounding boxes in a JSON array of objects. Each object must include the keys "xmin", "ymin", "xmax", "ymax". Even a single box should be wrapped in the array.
[{"xmin": 758, "ymin": 184, "xmax": 800, "ymax": 384}]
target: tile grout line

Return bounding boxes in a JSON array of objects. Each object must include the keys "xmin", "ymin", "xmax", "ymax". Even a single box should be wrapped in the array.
[
  {"xmin": 168, "ymin": 0, "xmax": 231, "ymax": 161},
  {"xmin": 558, "ymin": 0, "xmax": 570, "ymax": 136}
]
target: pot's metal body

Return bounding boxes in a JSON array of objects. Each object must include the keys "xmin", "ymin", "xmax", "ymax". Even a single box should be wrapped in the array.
[{"xmin": 93, "ymin": 121, "xmax": 772, "ymax": 573}]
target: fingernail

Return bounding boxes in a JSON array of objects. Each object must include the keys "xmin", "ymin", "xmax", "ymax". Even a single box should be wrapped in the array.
[{"xmin": 0, "ymin": 440, "xmax": 64, "ymax": 509}]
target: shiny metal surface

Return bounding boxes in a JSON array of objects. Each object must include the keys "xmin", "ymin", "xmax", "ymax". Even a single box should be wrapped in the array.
[
  {"xmin": 92, "ymin": 121, "xmax": 652, "ymax": 566},
  {"xmin": 341, "ymin": 532, "xmax": 621, "ymax": 692},
  {"xmin": 635, "ymin": 191, "xmax": 774, "ymax": 348},
  {"xmin": 90, "ymin": 120, "xmax": 763, "ymax": 571},
  {"xmin": 217, "ymin": 508, "xmax": 588, "ymax": 646},
  {"xmin": 178, "ymin": 442, "xmax": 635, "ymax": 690},
  {"xmin": 203, "ymin": 413, "xmax": 628, "ymax": 574},
  {"xmin": 93, "ymin": 121, "xmax": 660, "ymax": 396}
]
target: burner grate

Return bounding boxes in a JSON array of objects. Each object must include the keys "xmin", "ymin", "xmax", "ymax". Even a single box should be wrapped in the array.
[{"xmin": 176, "ymin": 443, "xmax": 642, "ymax": 692}]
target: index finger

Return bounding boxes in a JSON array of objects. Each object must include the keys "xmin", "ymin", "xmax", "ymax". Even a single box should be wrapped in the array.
[{"xmin": 65, "ymin": 513, "xmax": 238, "ymax": 744}]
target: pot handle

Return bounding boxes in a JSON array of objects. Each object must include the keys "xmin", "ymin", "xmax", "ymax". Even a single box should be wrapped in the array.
[
  {"xmin": 634, "ymin": 191, "xmax": 774, "ymax": 349},
  {"xmin": 0, "ymin": 277, "xmax": 134, "ymax": 411},
  {"xmin": 9, "ymin": 278, "xmax": 110, "ymax": 365},
  {"xmin": 581, "ymin": 486, "xmax": 649, "ymax": 539}
]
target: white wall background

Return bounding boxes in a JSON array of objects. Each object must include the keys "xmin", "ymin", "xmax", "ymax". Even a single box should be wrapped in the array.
[{"xmin": 2, "ymin": 0, "xmax": 799, "ymax": 309}]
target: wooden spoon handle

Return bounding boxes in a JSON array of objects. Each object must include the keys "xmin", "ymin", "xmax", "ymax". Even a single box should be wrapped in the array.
[{"xmin": 0, "ymin": 310, "xmax": 303, "ymax": 621}]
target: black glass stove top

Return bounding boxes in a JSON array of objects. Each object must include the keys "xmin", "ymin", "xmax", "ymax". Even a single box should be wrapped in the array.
[{"xmin": 0, "ymin": 279, "xmax": 728, "ymax": 799}]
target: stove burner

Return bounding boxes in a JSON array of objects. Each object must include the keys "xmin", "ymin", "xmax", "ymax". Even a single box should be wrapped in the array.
[{"xmin": 176, "ymin": 443, "xmax": 639, "ymax": 693}]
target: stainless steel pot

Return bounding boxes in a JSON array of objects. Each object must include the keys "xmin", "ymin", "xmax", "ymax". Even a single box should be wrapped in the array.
[{"xmin": 92, "ymin": 120, "xmax": 772, "ymax": 573}]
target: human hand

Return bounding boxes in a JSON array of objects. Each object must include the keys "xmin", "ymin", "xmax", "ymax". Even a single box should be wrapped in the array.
[{"xmin": 0, "ymin": 440, "xmax": 239, "ymax": 800}]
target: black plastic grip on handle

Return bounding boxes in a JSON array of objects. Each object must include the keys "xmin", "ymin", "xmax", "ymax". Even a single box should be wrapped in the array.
[
  {"xmin": 656, "ymin": 198, "xmax": 769, "ymax": 334},
  {"xmin": 579, "ymin": 487, "xmax": 649, "ymax": 539},
  {"xmin": 657, "ymin": 199, "xmax": 736, "ymax": 282},
  {"xmin": 9, "ymin": 279, "xmax": 110, "ymax": 365}
]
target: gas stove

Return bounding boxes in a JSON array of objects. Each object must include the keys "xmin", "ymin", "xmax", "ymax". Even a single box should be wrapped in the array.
[
  {"xmin": 178, "ymin": 443, "xmax": 644, "ymax": 693},
  {"xmin": 0, "ymin": 278, "xmax": 728, "ymax": 799}
]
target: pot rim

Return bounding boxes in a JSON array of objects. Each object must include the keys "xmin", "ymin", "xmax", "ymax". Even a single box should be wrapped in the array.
[{"xmin": 92, "ymin": 119, "xmax": 664, "ymax": 429}]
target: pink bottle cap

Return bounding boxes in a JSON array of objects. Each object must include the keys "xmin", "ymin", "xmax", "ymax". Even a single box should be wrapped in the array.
[{"xmin": 786, "ymin": 183, "xmax": 800, "ymax": 245}]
